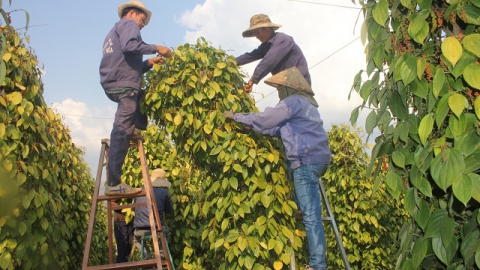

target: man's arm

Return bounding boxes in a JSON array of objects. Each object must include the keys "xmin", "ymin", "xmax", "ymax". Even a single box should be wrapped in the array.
[
  {"xmin": 141, "ymin": 56, "xmax": 167, "ymax": 73},
  {"xmin": 119, "ymin": 20, "xmax": 157, "ymax": 55},
  {"xmin": 233, "ymin": 100, "xmax": 292, "ymax": 134},
  {"xmin": 235, "ymin": 43, "xmax": 267, "ymax": 66}
]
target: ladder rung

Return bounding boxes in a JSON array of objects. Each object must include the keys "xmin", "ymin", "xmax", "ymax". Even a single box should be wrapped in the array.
[
  {"xmin": 84, "ymin": 259, "xmax": 167, "ymax": 270},
  {"xmin": 110, "ymin": 202, "xmax": 147, "ymax": 210},
  {"xmin": 97, "ymin": 192, "xmax": 147, "ymax": 201},
  {"xmin": 322, "ymin": 217, "xmax": 332, "ymax": 221}
]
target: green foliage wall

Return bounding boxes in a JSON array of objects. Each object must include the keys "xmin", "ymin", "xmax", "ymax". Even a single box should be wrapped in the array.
[
  {"xmin": 323, "ymin": 124, "xmax": 408, "ymax": 269},
  {"xmin": 120, "ymin": 38, "xmax": 409, "ymax": 269},
  {"xmin": 125, "ymin": 39, "xmax": 303, "ymax": 270},
  {"xmin": 351, "ymin": 0, "xmax": 480, "ymax": 269},
  {"xmin": 0, "ymin": 25, "xmax": 108, "ymax": 269}
]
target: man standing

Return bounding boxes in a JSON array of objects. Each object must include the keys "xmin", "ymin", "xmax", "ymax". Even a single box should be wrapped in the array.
[
  {"xmin": 133, "ymin": 169, "xmax": 173, "ymax": 259},
  {"xmin": 224, "ymin": 67, "xmax": 330, "ymax": 270},
  {"xmin": 100, "ymin": 1, "xmax": 172, "ymax": 195},
  {"xmin": 236, "ymin": 14, "xmax": 311, "ymax": 93}
]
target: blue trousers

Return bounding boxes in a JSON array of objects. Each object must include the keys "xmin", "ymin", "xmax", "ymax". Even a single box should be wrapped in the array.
[
  {"xmin": 293, "ymin": 164, "xmax": 329, "ymax": 270},
  {"xmin": 105, "ymin": 88, "xmax": 147, "ymax": 186},
  {"xmin": 114, "ymin": 219, "xmax": 134, "ymax": 263}
]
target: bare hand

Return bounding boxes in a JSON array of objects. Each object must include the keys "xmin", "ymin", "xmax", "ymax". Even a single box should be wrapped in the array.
[
  {"xmin": 157, "ymin": 45, "xmax": 172, "ymax": 58},
  {"xmin": 243, "ymin": 80, "xmax": 254, "ymax": 93},
  {"xmin": 148, "ymin": 56, "xmax": 166, "ymax": 65},
  {"xmin": 224, "ymin": 111, "xmax": 234, "ymax": 119}
]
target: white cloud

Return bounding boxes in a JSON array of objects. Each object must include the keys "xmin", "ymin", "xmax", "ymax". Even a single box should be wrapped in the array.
[
  {"xmin": 51, "ymin": 99, "xmax": 115, "ymax": 173},
  {"xmin": 178, "ymin": 0, "xmax": 371, "ymax": 134},
  {"xmin": 50, "ymin": 1, "xmax": 375, "ymax": 175}
]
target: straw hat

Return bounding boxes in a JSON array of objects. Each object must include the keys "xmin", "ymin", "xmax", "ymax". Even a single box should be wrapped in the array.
[
  {"xmin": 150, "ymin": 168, "xmax": 171, "ymax": 188},
  {"xmin": 242, "ymin": 14, "xmax": 282, "ymax": 37},
  {"xmin": 265, "ymin": 67, "xmax": 314, "ymax": 95},
  {"xmin": 118, "ymin": 1, "xmax": 152, "ymax": 26}
]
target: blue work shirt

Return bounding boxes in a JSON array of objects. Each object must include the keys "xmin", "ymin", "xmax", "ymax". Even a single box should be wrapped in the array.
[
  {"xmin": 100, "ymin": 19, "xmax": 157, "ymax": 91},
  {"xmin": 234, "ymin": 95, "xmax": 330, "ymax": 170},
  {"xmin": 133, "ymin": 186, "xmax": 173, "ymax": 229},
  {"xmin": 235, "ymin": 32, "xmax": 311, "ymax": 85}
]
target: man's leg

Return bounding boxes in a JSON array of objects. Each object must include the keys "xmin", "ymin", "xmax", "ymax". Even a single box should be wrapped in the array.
[
  {"xmin": 114, "ymin": 220, "xmax": 132, "ymax": 263},
  {"xmin": 293, "ymin": 164, "xmax": 329, "ymax": 270},
  {"xmin": 108, "ymin": 90, "xmax": 137, "ymax": 186}
]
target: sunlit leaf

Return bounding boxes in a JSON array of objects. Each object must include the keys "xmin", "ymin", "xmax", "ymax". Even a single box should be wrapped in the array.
[
  {"xmin": 418, "ymin": 114, "xmax": 434, "ymax": 145},
  {"xmin": 441, "ymin": 36, "xmax": 463, "ymax": 66},
  {"xmin": 417, "ymin": 58, "xmax": 426, "ymax": 79},
  {"xmin": 475, "ymin": 96, "xmax": 480, "ymax": 120},
  {"xmin": 448, "ymin": 93, "xmax": 466, "ymax": 118},
  {"xmin": 432, "ymin": 68, "xmax": 445, "ymax": 98},
  {"xmin": 452, "ymin": 174, "xmax": 472, "ymax": 205},
  {"xmin": 464, "ymin": 63, "xmax": 480, "ymax": 90},
  {"xmin": 372, "ymin": 0, "xmax": 389, "ymax": 26},
  {"xmin": 463, "ymin": 34, "xmax": 480, "ymax": 57}
]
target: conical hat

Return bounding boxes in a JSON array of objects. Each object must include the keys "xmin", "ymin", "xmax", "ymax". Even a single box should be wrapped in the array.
[
  {"xmin": 150, "ymin": 168, "xmax": 171, "ymax": 188},
  {"xmin": 265, "ymin": 67, "xmax": 314, "ymax": 95}
]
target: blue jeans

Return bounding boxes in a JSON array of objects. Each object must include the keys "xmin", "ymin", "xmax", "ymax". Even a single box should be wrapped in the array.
[
  {"xmin": 105, "ymin": 88, "xmax": 147, "ymax": 186},
  {"xmin": 293, "ymin": 164, "xmax": 329, "ymax": 270}
]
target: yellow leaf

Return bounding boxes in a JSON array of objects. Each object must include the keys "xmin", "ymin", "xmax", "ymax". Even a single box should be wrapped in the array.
[
  {"xmin": 464, "ymin": 63, "xmax": 480, "ymax": 90},
  {"xmin": 217, "ymin": 62, "xmax": 226, "ymax": 69},
  {"xmin": 474, "ymin": 96, "xmax": 480, "ymax": 120},
  {"xmin": 15, "ymin": 83, "xmax": 26, "ymax": 91},
  {"xmin": 194, "ymin": 119, "xmax": 202, "ymax": 129},
  {"xmin": 209, "ymin": 81, "xmax": 221, "ymax": 93},
  {"xmin": 174, "ymin": 114, "xmax": 182, "ymax": 126},
  {"xmin": 0, "ymin": 123, "xmax": 5, "ymax": 139},
  {"xmin": 6, "ymin": 92, "xmax": 22, "ymax": 105},
  {"xmin": 2, "ymin": 52, "xmax": 11, "ymax": 62},
  {"xmin": 273, "ymin": 261, "xmax": 283, "ymax": 270},
  {"xmin": 214, "ymin": 128, "xmax": 225, "ymax": 137},
  {"xmin": 433, "ymin": 68, "xmax": 445, "ymax": 98},
  {"xmin": 295, "ymin": 229, "xmax": 307, "ymax": 237},
  {"xmin": 448, "ymin": 93, "xmax": 466, "ymax": 118},
  {"xmin": 418, "ymin": 114, "xmax": 434, "ymax": 146},
  {"xmin": 441, "ymin": 36, "xmax": 463, "ymax": 67},
  {"xmin": 203, "ymin": 124, "xmax": 212, "ymax": 134},
  {"xmin": 165, "ymin": 113, "xmax": 173, "ymax": 121},
  {"xmin": 462, "ymin": 34, "xmax": 480, "ymax": 58},
  {"xmin": 417, "ymin": 58, "xmax": 426, "ymax": 79},
  {"xmin": 233, "ymin": 164, "xmax": 243, "ymax": 173},
  {"xmin": 281, "ymin": 226, "xmax": 293, "ymax": 239}
]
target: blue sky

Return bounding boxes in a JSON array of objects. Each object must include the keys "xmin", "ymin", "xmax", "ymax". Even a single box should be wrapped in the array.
[{"xmin": 6, "ymin": 0, "xmax": 368, "ymax": 174}]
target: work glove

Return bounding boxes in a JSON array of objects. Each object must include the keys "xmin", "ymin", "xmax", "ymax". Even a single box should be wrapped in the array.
[{"xmin": 224, "ymin": 111, "xmax": 234, "ymax": 119}]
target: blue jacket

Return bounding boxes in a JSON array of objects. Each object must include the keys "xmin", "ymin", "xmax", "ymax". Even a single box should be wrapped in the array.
[
  {"xmin": 235, "ymin": 32, "xmax": 311, "ymax": 85},
  {"xmin": 234, "ymin": 95, "xmax": 330, "ymax": 170},
  {"xmin": 99, "ymin": 19, "xmax": 157, "ymax": 91},
  {"xmin": 133, "ymin": 186, "xmax": 173, "ymax": 229}
]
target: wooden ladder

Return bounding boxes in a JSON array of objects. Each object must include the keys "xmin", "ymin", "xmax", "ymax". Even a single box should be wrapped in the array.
[
  {"xmin": 289, "ymin": 177, "xmax": 351, "ymax": 270},
  {"xmin": 82, "ymin": 135, "xmax": 173, "ymax": 270}
]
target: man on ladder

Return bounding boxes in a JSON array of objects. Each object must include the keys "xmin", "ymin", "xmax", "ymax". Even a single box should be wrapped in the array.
[
  {"xmin": 224, "ymin": 67, "xmax": 331, "ymax": 270},
  {"xmin": 99, "ymin": 0, "xmax": 172, "ymax": 196}
]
